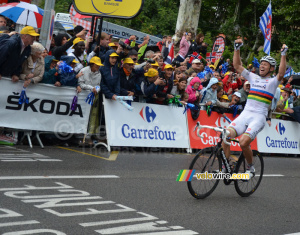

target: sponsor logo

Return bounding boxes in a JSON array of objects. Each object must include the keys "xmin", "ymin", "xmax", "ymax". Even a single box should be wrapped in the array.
[
  {"xmin": 139, "ymin": 106, "xmax": 156, "ymax": 123},
  {"xmin": 252, "ymin": 84, "xmax": 267, "ymax": 89},
  {"xmin": 215, "ymin": 117, "xmax": 230, "ymax": 128},
  {"xmin": 266, "ymin": 137, "xmax": 298, "ymax": 149},
  {"xmin": 275, "ymin": 122, "xmax": 285, "ymax": 135},
  {"xmin": 247, "ymin": 128, "xmax": 251, "ymax": 131}
]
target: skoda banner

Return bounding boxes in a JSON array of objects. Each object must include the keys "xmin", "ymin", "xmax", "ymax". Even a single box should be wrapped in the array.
[
  {"xmin": 103, "ymin": 99, "xmax": 189, "ymax": 148},
  {"xmin": 0, "ymin": 78, "xmax": 91, "ymax": 134}
]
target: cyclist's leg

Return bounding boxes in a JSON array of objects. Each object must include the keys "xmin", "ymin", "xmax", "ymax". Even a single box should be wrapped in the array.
[
  {"xmin": 222, "ymin": 128, "xmax": 236, "ymax": 159},
  {"xmin": 239, "ymin": 134, "xmax": 253, "ymax": 164}
]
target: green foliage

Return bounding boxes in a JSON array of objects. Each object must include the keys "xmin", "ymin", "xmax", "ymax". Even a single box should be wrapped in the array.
[{"xmin": 39, "ymin": 0, "xmax": 72, "ymax": 14}]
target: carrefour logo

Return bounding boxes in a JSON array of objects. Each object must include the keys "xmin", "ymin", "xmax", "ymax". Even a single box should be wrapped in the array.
[
  {"xmin": 275, "ymin": 122, "xmax": 285, "ymax": 135},
  {"xmin": 139, "ymin": 106, "xmax": 156, "ymax": 123}
]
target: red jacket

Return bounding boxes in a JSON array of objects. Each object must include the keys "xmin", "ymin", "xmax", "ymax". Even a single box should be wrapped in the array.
[{"xmin": 222, "ymin": 75, "xmax": 242, "ymax": 95}]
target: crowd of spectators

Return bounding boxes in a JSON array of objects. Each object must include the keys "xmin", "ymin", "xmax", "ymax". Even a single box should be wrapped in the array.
[{"xmin": 1, "ymin": 15, "xmax": 300, "ymax": 144}]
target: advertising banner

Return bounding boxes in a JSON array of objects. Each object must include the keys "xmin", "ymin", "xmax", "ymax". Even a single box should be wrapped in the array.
[
  {"xmin": 0, "ymin": 78, "xmax": 91, "ymax": 134},
  {"xmin": 187, "ymin": 110, "xmax": 258, "ymax": 151},
  {"xmin": 257, "ymin": 119, "xmax": 300, "ymax": 154},
  {"xmin": 103, "ymin": 99, "xmax": 189, "ymax": 148}
]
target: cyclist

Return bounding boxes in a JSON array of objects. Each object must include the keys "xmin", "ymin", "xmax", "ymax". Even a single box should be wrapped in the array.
[{"xmin": 222, "ymin": 38, "xmax": 288, "ymax": 178}]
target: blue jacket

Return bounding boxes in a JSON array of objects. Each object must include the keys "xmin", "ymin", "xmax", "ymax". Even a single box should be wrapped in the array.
[
  {"xmin": 0, "ymin": 34, "xmax": 31, "ymax": 77},
  {"xmin": 41, "ymin": 56, "xmax": 58, "ymax": 84},
  {"xmin": 57, "ymin": 56, "xmax": 78, "ymax": 87},
  {"xmin": 100, "ymin": 50, "xmax": 120, "ymax": 99}
]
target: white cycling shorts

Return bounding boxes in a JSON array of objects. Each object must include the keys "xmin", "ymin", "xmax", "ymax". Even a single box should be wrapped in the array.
[{"xmin": 228, "ymin": 110, "xmax": 265, "ymax": 140}]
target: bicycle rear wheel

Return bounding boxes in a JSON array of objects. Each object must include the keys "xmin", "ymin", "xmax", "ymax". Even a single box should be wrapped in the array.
[
  {"xmin": 187, "ymin": 147, "xmax": 222, "ymax": 199},
  {"xmin": 234, "ymin": 150, "xmax": 264, "ymax": 197}
]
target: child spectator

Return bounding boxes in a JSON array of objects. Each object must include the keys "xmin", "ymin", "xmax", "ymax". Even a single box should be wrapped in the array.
[
  {"xmin": 186, "ymin": 77, "xmax": 203, "ymax": 104},
  {"xmin": 41, "ymin": 56, "xmax": 59, "ymax": 84},
  {"xmin": 200, "ymin": 77, "xmax": 219, "ymax": 108},
  {"xmin": 171, "ymin": 77, "xmax": 187, "ymax": 96},
  {"xmin": 180, "ymin": 92, "xmax": 189, "ymax": 105}
]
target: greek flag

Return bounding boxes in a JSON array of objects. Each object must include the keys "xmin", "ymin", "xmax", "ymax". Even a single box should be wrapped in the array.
[{"xmin": 259, "ymin": 2, "xmax": 272, "ymax": 55}]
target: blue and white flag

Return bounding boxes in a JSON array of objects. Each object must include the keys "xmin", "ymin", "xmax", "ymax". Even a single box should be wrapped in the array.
[{"xmin": 259, "ymin": 2, "xmax": 272, "ymax": 55}]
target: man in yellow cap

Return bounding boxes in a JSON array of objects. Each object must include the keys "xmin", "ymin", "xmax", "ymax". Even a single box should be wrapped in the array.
[
  {"xmin": 141, "ymin": 68, "xmax": 165, "ymax": 103},
  {"xmin": 68, "ymin": 37, "xmax": 86, "ymax": 73},
  {"xmin": 154, "ymin": 64, "xmax": 174, "ymax": 104},
  {"xmin": 0, "ymin": 26, "xmax": 39, "ymax": 82}
]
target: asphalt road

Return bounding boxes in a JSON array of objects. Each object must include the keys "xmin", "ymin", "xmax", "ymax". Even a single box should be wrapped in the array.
[{"xmin": 0, "ymin": 145, "xmax": 299, "ymax": 235}]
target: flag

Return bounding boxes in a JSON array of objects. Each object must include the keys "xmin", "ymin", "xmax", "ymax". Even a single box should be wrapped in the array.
[
  {"xmin": 206, "ymin": 52, "xmax": 216, "ymax": 63},
  {"xmin": 189, "ymin": 52, "xmax": 202, "ymax": 63},
  {"xmin": 211, "ymin": 36, "xmax": 225, "ymax": 60},
  {"xmin": 163, "ymin": 44, "xmax": 174, "ymax": 66},
  {"xmin": 259, "ymin": 2, "xmax": 272, "ymax": 55},
  {"xmin": 284, "ymin": 67, "xmax": 292, "ymax": 78}
]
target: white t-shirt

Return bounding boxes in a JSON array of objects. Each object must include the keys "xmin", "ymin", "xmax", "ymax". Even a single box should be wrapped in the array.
[{"xmin": 241, "ymin": 69, "xmax": 280, "ymax": 117}]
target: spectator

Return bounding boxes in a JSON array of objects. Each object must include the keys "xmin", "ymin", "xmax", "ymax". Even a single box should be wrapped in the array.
[
  {"xmin": 41, "ymin": 56, "xmax": 59, "ymax": 84},
  {"xmin": 222, "ymin": 72, "xmax": 241, "ymax": 95},
  {"xmin": 0, "ymin": 26, "xmax": 39, "ymax": 82},
  {"xmin": 276, "ymin": 87, "xmax": 291, "ymax": 118},
  {"xmin": 181, "ymin": 92, "xmax": 189, "ymax": 104},
  {"xmin": 100, "ymin": 50, "xmax": 120, "ymax": 100},
  {"xmin": 55, "ymin": 55, "xmax": 82, "ymax": 93},
  {"xmin": 186, "ymin": 59, "xmax": 204, "ymax": 74},
  {"xmin": 91, "ymin": 32, "xmax": 111, "ymax": 62},
  {"xmin": 41, "ymin": 48, "xmax": 48, "ymax": 58},
  {"xmin": 284, "ymin": 76, "xmax": 293, "ymax": 89},
  {"xmin": 155, "ymin": 64, "xmax": 174, "ymax": 105},
  {"xmin": 141, "ymin": 68, "xmax": 165, "ymax": 103},
  {"xmin": 0, "ymin": 16, "xmax": 6, "ymax": 27},
  {"xmin": 157, "ymin": 36, "xmax": 167, "ymax": 52},
  {"xmin": 128, "ymin": 49, "xmax": 138, "ymax": 64},
  {"xmin": 229, "ymin": 81, "xmax": 250, "ymax": 106},
  {"xmin": 52, "ymin": 29, "xmax": 86, "ymax": 60},
  {"xmin": 175, "ymin": 32, "xmax": 192, "ymax": 62},
  {"xmin": 68, "ymin": 38, "xmax": 86, "ymax": 73},
  {"xmin": 187, "ymin": 33, "xmax": 207, "ymax": 56},
  {"xmin": 186, "ymin": 77, "xmax": 202, "ymax": 104},
  {"xmin": 79, "ymin": 56, "xmax": 104, "ymax": 142},
  {"xmin": 120, "ymin": 57, "xmax": 144, "ymax": 98},
  {"xmin": 200, "ymin": 77, "xmax": 219, "ymax": 108},
  {"xmin": 20, "ymin": 42, "xmax": 45, "ymax": 87},
  {"xmin": 108, "ymin": 42, "xmax": 118, "ymax": 51},
  {"xmin": 171, "ymin": 77, "xmax": 187, "ymax": 96}
]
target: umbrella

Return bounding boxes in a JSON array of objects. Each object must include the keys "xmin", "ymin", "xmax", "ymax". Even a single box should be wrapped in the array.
[{"xmin": 0, "ymin": 2, "xmax": 44, "ymax": 28}]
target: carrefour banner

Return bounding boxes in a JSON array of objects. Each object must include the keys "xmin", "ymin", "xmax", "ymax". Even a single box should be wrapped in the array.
[
  {"xmin": 0, "ymin": 78, "xmax": 91, "ymax": 133},
  {"xmin": 103, "ymin": 99, "xmax": 189, "ymax": 148},
  {"xmin": 257, "ymin": 119, "xmax": 300, "ymax": 154}
]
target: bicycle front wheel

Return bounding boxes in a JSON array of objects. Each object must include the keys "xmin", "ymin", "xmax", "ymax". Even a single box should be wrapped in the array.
[
  {"xmin": 187, "ymin": 147, "xmax": 222, "ymax": 199},
  {"xmin": 234, "ymin": 150, "xmax": 264, "ymax": 197}
]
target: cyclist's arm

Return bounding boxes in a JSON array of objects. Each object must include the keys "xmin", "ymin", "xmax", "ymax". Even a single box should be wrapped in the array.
[
  {"xmin": 277, "ymin": 44, "xmax": 287, "ymax": 82},
  {"xmin": 233, "ymin": 39, "xmax": 245, "ymax": 74}
]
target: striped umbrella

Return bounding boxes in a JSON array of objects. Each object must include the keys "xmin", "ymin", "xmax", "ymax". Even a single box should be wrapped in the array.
[{"xmin": 0, "ymin": 1, "xmax": 44, "ymax": 28}]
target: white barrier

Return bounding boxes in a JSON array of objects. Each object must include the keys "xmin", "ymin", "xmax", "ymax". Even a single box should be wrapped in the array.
[
  {"xmin": 103, "ymin": 99, "xmax": 190, "ymax": 148},
  {"xmin": 0, "ymin": 77, "xmax": 91, "ymax": 134},
  {"xmin": 257, "ymin": 119, "xmax": 300, "ymax": 154}
]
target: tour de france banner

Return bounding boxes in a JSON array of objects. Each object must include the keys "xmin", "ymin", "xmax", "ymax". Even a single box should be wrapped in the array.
[
  {"xmin": 187, "ymin": 110, "xmax": 258, "ymax": 151},
  {"xmin": 103, "ymin": 99, "xmax": 189, "ymax": 148},
  {"xmin": 256, "ymin": 119, "xmax": 300, "ymax": 154},
  {"xmin": 0, "ymin": 77, "xmax": 91, "ymax": 133}
]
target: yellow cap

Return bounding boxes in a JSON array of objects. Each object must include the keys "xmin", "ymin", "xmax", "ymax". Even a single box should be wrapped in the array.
[
  {"xmin": 209, "ymin": 65, "xmax": 215, "ymax": 69},
  {"xmin": 109, "ymin": 52, "xmax": 119, "ymax": 57},
  {"xmin": 72, "ymin": 59, "xmax": 79, "ymax": 64},
  {"xmin": 164, "ymin": 64, "xmax": 174, "ymax": 70},
  {"xmin": 144, "ymin": 68, "xmax": 158, "ymax": 77},
  {"xmin": 224, "ymin": 72, "xmax": 230, "ymax": 76},
  {"xmin": 109, "ymin": 42, "xmax": 117, "ymax": 47},
  {"xmin": 90, "ymin": 56, "xmax": 103, "ymax": 66},
  {"xmin": 0, "ymin": 31, "xmax": 3, "ymax": 34},
  {"xmin": 221, "ymin": 95, "xmax": 229, "ymax": 100},
  {"xmin": 123, "ymin": 57, "xmax": 134, "ymax": 64},
  {"xmin": 151, "ymin": 61, "xmax": 159, "ymax": 67},
  {"xmin": 72, "ymin": 37, "xmax": 84, "ymax": 48},
  {"xmin": 20, "ymin": 26, "xmax": 39, "ymax": 36},
  {"xmin": 52, "ymin": 59, "xmax": 59, "ymax": 62}
]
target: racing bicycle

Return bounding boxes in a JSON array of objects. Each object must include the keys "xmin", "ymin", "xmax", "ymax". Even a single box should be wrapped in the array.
[{"xmin": 187, "ymin": 122, "xmax": 264, "ymax": 199}]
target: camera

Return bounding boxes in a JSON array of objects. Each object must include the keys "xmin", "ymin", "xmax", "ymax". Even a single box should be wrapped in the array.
[
  {"xmin": 172, "ymin": 60, "xmax": 181, "ymax": 68},
  {"xmin": 119, "ymin": 40, "xmax": 132, "ymax": 50},
  {"xmin": 147, "ymin": 59, "xmax": 155, "ymax": 64}
]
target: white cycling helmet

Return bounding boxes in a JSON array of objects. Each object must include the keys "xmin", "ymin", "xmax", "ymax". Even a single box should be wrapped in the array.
[{"xmin": 260, "ymin": 56, "xmax": 276, "ymax": 67}]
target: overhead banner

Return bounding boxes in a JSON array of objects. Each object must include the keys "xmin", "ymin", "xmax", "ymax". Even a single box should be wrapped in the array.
[
  {"xmin": 103, "ymin": 99, "xmax": 189, "ymax": 148},
  {"xmin": 73, "ymin": 0, "xmax": 144, "ymax": 19},
  {"xmin": 0, "ymin": 78, "xmax": 91, "ymax": 134},
  {"xmin": 187, "ymin": 110, "xmax": 258, "ymax": 151},
  {"xmin": 256, "ymin": 119, "xmax": 300, "ymax": 154}
]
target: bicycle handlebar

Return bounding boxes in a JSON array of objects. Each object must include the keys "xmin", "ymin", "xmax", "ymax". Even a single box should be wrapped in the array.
[{"xmin": 194, "ymin": 121, "xmax": 231, "ymax": 145}]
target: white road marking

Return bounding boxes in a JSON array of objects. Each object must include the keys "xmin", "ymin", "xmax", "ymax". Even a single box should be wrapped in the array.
[
  {"xmin": 257, "ymin": 174, "xmax": 284, "ymax": 177},
  {"xmin": 0, "ymin": 220, "xmax": 40, "ymax": 227},
  {"xmin": 0, "ymin": 175, "xmax": 119, "ymax": 180},
  {"xmin": 284, "ymin": 233, "xmax": 300, "ymax": 235}
]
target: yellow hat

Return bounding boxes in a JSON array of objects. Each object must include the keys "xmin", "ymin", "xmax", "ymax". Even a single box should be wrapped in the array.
[
  {"xmin": 20, "ymin": 26, "xmax": 39, "ymax": 36},
  {"xmin": 0, "ymin": 31, "xmax": 3, "ymax": 34},
  {"xmin": 109, "ymin": 52, "xmax": 119, "ymax": 57},
  {"xmin": 209, "ymin": 65, "xmax": 215, "ymax": 69},
  {"xmin": 224, "ymin": 71, "xmax": 230, "ymax": 76},
  {"xmin": 72, "ymin": 37, "xmax": 84, "ymax": 48},
  {"xmin": 109, "ymin": 42, "xmax": 117, "ymax": 47},
  {"xmin": 221, "ymin": 95, "xmax": 229, "ymax": 100},
  {"xmin": 52, "ymin": 59, "xmax": 59, "ymax": 62},
  {"xmin": 90, "ymin": 56, "xmax": 103, "ymax": 66},
  {"xmin": 144, "ymin": 68, "xmax": 158, "ymax": 77},
  {"xmin": 151, "ymin": 61, "xmax": 159, "ymax": 67},
  {"xmin": 72, "ymin": 59, "xmax": 79, "ymax": 64},
  {"xmin": 164, "ymin": 64, "xmax": 174, "ymax": 70},
  {"xmin": 123, "ymin": 57, "xmax": 134, "ymax": 64}
]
